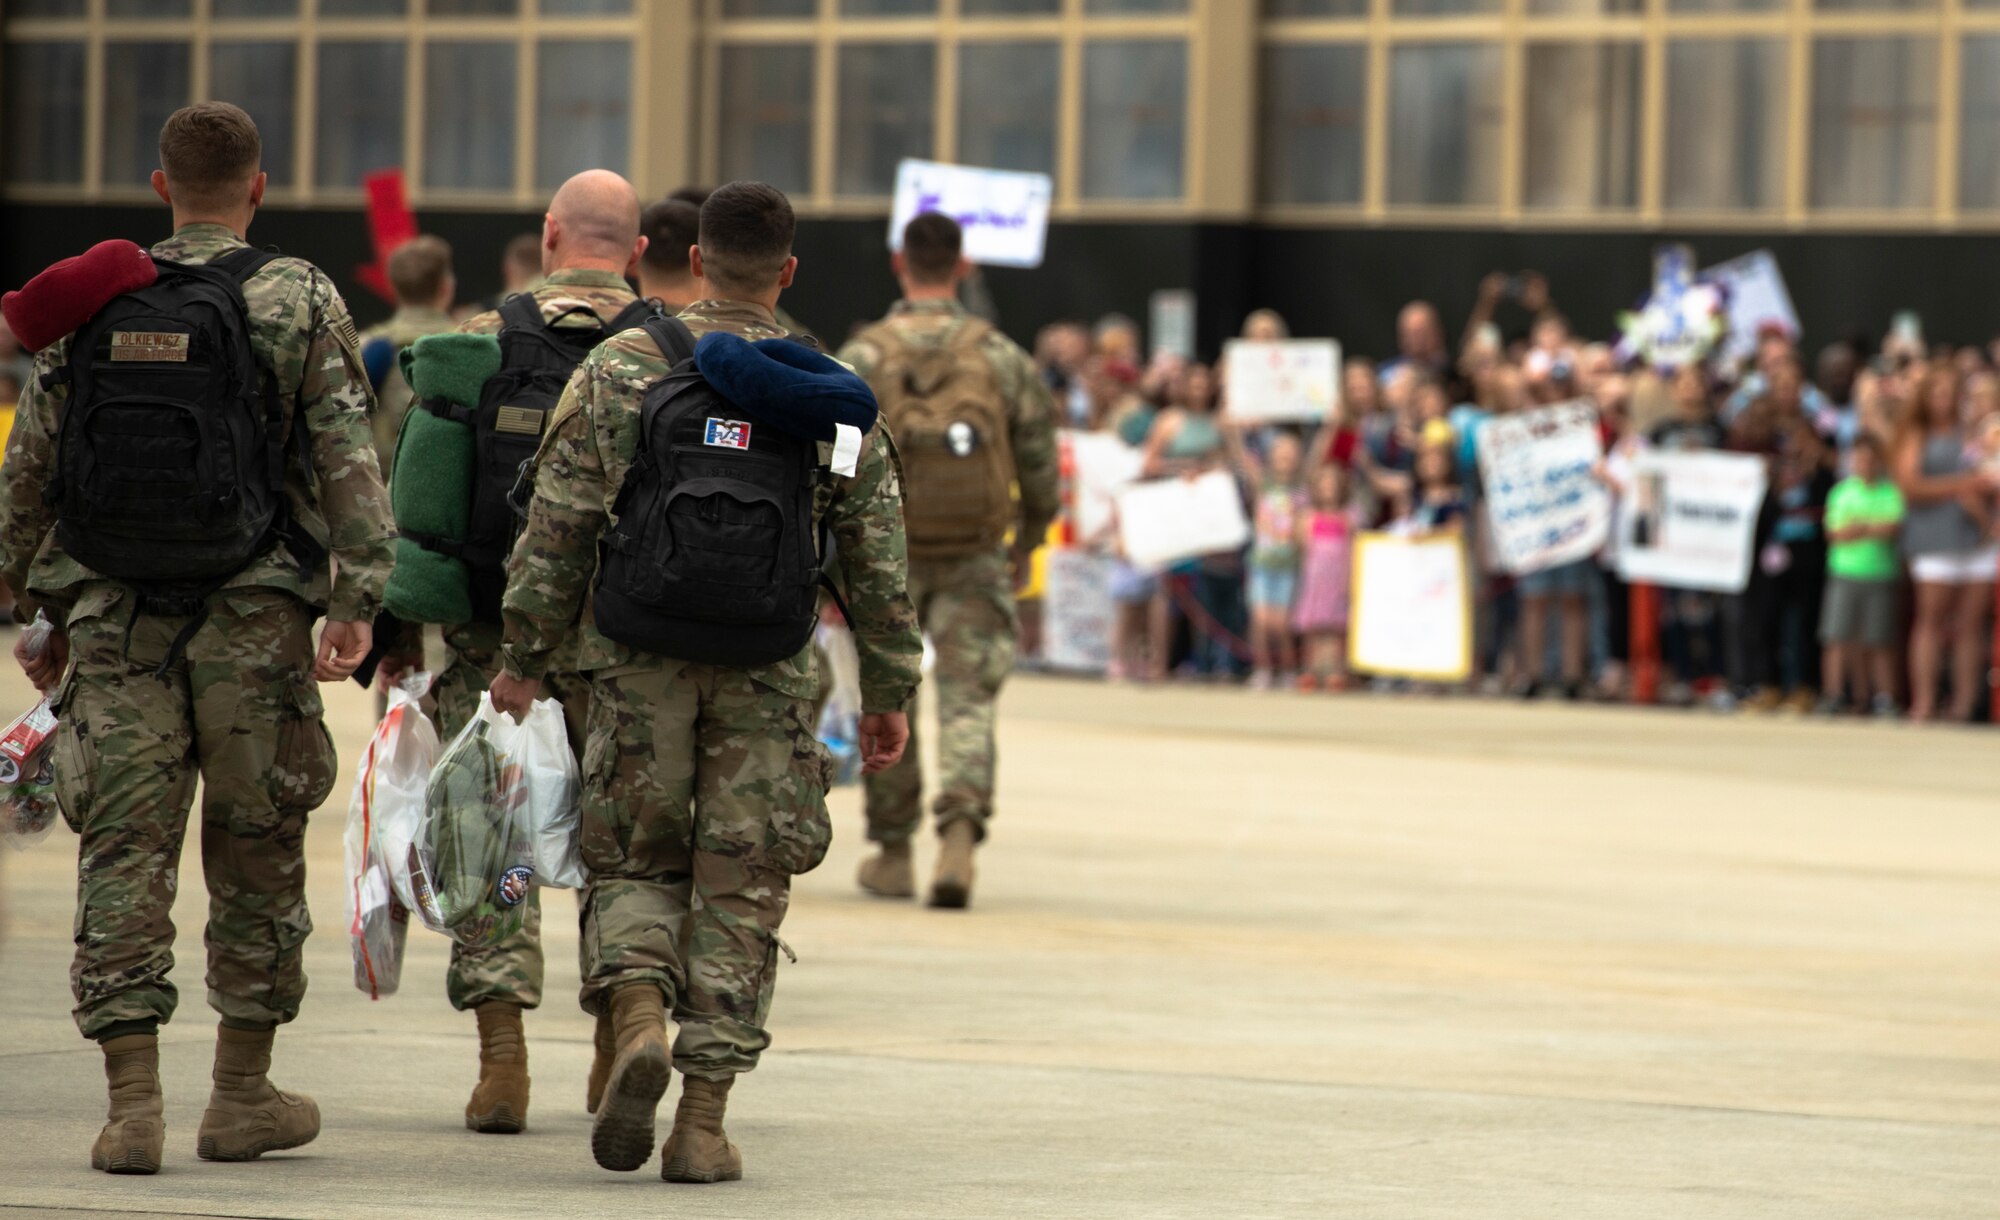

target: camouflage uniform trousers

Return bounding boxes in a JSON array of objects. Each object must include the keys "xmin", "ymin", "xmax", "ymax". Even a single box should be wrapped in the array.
[
  {"xmin": 863, "ymin": 549, "xmax": 1017, "ymax": 845},
  {"xmin": 577, "ymin": 660, "xmax": 833, "ymax": 1080},
  {"xmin": 431, "ymin": 618, "xmax": 591, "ymax": 1012},
  {"xmin": 53, "ymin": 585, "xmax": 339, "ymax": 1039}
]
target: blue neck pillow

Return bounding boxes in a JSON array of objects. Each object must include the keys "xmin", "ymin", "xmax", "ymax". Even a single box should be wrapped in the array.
[{"xmin": 693, "ymin": 332, "xmax": 878, "ymax": 443}]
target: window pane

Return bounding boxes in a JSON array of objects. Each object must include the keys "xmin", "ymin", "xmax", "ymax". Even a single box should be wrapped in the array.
[
  {"xmin": 1263, "ymin": 0, "xmax": 1367, "ymax": 14},
  {"xmin": 1388, "ymin": 43, "xmax": 1501, "ymax": 205},
  {"xmin": 963, "ymin": 0, "xmax": 1062, "ymax": 12},
  {"xmin": 1082, "ymin": 40, "xmax": 1187, "ymax": 200},
  {"xmin": 1960, "ymin": 36, "xmax": 2000, "ymax": 206},
  {"xmin": 537, "ymin": 40, "xmax": 630, "ymax": 188},
  {"xmin": 541, "ymin": 0, "xmax": 631, "ymax": 11},
  {"xmin": 958, "ymin": 41, "xmax": 1058, "ymax": 177},
  {"xmin": 719, "ymin": 0, "xmax": 816, "ymax": 14},
  {"xmin": 1665, "ymin": 38, "xmax": 1784, "ymax": 211},
  {"xmin": 428, "ymin": 0, "xmax": 518, "ymax": 13},
  {"xmin": 837, "ymin": 42, "xmax": 935, "ymax": 196},
  {"xmin": 214, "ymin": 0, "xmax": 299, "ymax": 14},
  {"xmin": 210, "ymin": 42, "xmax": 298, "ymax": 189},
  {"xmin": 1259, "ymin": 43, "xmax": 1364, "ymax": 205},
  {"xmin": 107, "ymin": 0, "xmax": 191, "ymax": 15},
  {"xmin": 316, "ymin": 41, "xmax": 405, "ymax": 189},
  {"xmin": 425, "ymin": 42, "xmax": 515, "ymax": 190},
  {"xmin": 1530, "ymin": 0, "xmax": 1639, "ymax": 15},
  {"xmin": 321, "ymin": 0, "xmax": 407, "ymax": 14},
  {"xmin": 842, "ymin": 0, "xmax": 935, "ymax": 12},
  {"xmin": 1086, "ymin": 0, "xmax": 1187, "ymax": 11},
  {"xmin": 1670, "ymin": 0, "xmax": 1780, "ymax": 10},
  {"xmin": 718, "ymin": 43, "xmax": 814, "ymax": 193},
  {"xmin": 103, "ymin": 42, "xmax": 190, "ymax": 188},
  {"xmin": 1395, "ymin": 0, "xmax": 1499, "ymax": 18},
  {"xmin": 1523, "ymin": 42, "xmax": 1640, "ymax": 209},
  {"xmin": 1809, "ymin": 37, "xmax": 1937, "ymax": 209},
  {"xmin": 11, "ymin": 0, "xmax": 87, "ymax": 15},
  {"xmin": 3, "ymin": 41, "xmax": 86, "ymax": 186},
  {"xmin": 1817, "ymin": 0, "xmax": 1931, "ymax": 11}
]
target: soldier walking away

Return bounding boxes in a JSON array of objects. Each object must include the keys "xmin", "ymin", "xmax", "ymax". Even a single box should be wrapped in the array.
[
  {"xmin": 0, "ymin": 102, "xmax": 394, "ymax": 1174},
  {"xmin": 488, "ymin": 180, "xmax": 920, "ymax": 1183},
  {"xmin": 358, "ymin": 234, "xmax": 458, "ymax": 475},
  {"xmin": 375, "ymin": 169, "xmax": 659, "ymax": 1136},
  {"xmin": 839, "ymin": 213, "xmax": 1060, "ymax": 909}
]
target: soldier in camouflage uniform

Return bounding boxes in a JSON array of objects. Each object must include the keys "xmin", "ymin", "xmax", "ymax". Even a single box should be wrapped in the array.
[
  {"xmin": 376, "ymin": 170, "xmax": 654, "ymax": 1136},
  {"xmin": 0, "ymin": 103, "xmax": 393, "ymax": 1174},
  {"xmin": 838, "ymin": 213, "xmax": 1059, "ymax": 910},
  {"xmin": 489, "ymin": 181, "xmax": 919, "ymax": 1183},
  {"xmin": 358, "ymin": 234, "xmax": 457, "ymax": 475}
]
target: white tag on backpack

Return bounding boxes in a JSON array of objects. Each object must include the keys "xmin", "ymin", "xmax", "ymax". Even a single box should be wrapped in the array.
[{"xmin": 831, "ymin": 423, "xmax": 862, "ymax": 477}]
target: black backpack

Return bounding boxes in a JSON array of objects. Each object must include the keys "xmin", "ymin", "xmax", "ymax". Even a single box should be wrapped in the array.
[
  {"xmin": 48, "ymin": 248, "xmax": 290, "ymax": 590},
  {"xmin": 415, "ymin": 291, "xmax": 657, "ymax": 622},
  {"xmin": 593, "ymin": 316, "xmax": 829, "ymax": 668}
]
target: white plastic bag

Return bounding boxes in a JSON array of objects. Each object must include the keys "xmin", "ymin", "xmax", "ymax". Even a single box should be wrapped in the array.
[
  {"xmin": 512, "ymin": 696, "xmax": 584, "ymax": 890},
  {"xmin": 1, "ymin": 613, "xmax": 62, "ymax": 850},
  {"xmin": 345, "ymin": 673, "xmax": 437, "ymax": 998}
]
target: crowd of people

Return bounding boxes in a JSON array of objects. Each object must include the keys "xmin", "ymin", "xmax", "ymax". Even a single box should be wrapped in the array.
[{"xmin": 1031, "ymin": 275, "xmax": 2000, "ymax": 725}]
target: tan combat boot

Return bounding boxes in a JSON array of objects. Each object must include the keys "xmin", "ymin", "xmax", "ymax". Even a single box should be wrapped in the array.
[
  {"xmin": 661, "ymin": 1075, "xmax": 743, "ymax": 1183},
  {"xmin": 465, "ymin": 1001, "xmax": 530, "ymax": 1133},
  {"xmin": 590, "ymin": 983, "xmax": 671, "ymax": 1172},
  {"xmin": 585, "ymin": 1009, "xmax": 616, "ymax": 1115},
  {"xmin": 857, "ymin": 840, "xmax": 915, "ymax": 898},
  {"xmin": 90, "ymin": 1034, "xmax": 164, "ymax": 1175},
  {"xmin": 928, "ymin": 820, "xmax": 978, "ymax": 909},
  {"xmin": 196, "ymin": 1025, "xmax": 320, "ymax": 1162}
]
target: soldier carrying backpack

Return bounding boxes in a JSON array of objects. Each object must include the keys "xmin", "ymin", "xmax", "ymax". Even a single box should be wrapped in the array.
[
  {"xmin": 838, "ymin": 213, "xmax": 1061, "ymax": 911},
  {"xmin": 0, "ymin": 102, "xmax": 394, "ymax": 1176}
]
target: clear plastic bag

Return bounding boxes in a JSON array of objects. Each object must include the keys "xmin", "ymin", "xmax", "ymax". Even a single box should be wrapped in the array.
[
  {"xmin": 2, "ymin": 613, "xmax": 62, "ymax": 850},
  {"xmin": 345, "ymin": 673, "xmax": 437, "ymax": 998},
  {"xmin": 814, "ymin": 621, "xmax": 862, "ymax": 787}
]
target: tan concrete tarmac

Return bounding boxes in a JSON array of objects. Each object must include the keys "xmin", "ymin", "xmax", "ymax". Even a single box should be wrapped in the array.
[{"xmin": 1, "ymin": 668, "xmax": 1996, "ymax": 1218}]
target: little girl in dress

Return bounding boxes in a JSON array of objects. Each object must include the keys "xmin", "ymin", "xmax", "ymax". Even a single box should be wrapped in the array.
[{"xmin": 1293, "ymin": 463, "xmax": 1359, "ymax": 690}]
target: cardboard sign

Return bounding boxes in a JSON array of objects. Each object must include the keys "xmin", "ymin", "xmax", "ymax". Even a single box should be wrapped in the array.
[
  {"xmin": 1476, "ymin": 401, "xmax": 1611, "ymax": 575},
  {"xmin": 1222, "ymin": 339, "xmax": 1340, "ymax": 422},
  {"xmin": 1702, "ymin": 250, "xmax": 1800, "ymax": 370},
  {"xmin": 1064, "ymin": 429, "xmax": 1147, "ymax": 545},
  {"xmin": 1616, "ymin": 450, "xmax": 1769, "ymax": 593},
  {"xmin": 1114, "ymin": 470, "xmax": 1252, "ymax": 572},
  {"xmin": 1349, "ymin": 532, "xmax": 1472, "ymax": 681},
  {"xmin": 1041, "ymin": 549, "xmax": 1115, "ymax": 674},
  {"xmin": 889, "ymin": 159, "xmax": 1053, "ymax": 270},
  {"xmin": 1150, "ymin": 289, "xmax": 1196, "ymax": 361}
]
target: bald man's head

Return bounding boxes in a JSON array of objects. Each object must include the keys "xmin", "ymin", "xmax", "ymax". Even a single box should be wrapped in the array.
[{"xmin": 542, "ymin": 169, "xmax": 647, "ymax": 276}]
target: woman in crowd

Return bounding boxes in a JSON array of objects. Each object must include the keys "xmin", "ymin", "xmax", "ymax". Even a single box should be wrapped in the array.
[
  {"xmin": 1894, "ymin": 363, "xmax": 1995, "ymax": 722},
  {"xmin": 1143, "ymin": 363, "xmax": 1245, "ymax": 680}
]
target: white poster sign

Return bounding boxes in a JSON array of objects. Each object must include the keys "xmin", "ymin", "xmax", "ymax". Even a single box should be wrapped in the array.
[
  {"xmin": 1616, "ymin": 450, "xmax": 1769, "ymax": 593},
  {"xmin": 1041, "ymin": 550, "xmax": 1115, "ymax": 674},
  {"xmin": 1349, "ymin": 533, "xmax": 1472, "ymax": 681},
  {"xmin": 1150, "ymin": 289, "xmax": 1196, "ymax": 361},
  {"xmin": 1222, "ymin": 339, "xmax": 1341, "ymax": 422},
  {"xmin": 889, "ymin": 159, "xmax": 1053, "ymax": 270},
  {"xmin": 1702, "ymin": 250, "xmax": 1800, "ymax": 370},
  {"xmin": 1064, "ymin": 429, "xmax": 1147, "ymax": 545},
  {"xmin": 1114, "ymin": 470, "xmax": 1252, "ymax": 572},
  {"xmin": 1476, "ymin": 401, "xmax": 1611, "ymax": 575}
]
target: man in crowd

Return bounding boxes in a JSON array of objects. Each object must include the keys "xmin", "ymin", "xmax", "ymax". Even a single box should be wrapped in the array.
[
  {"xmin": 839, "ymin": 213, "xmax": 1060, "ymax": 909},
  {"xmin": 380, "ymin": 168, "xmax": 657, "ymax": 1137},
  {"xmin": 1380, "ymin": 300, "xmax": 1450, "ymax": 385},
  {"xmin": 489, "ymin": 180, "xmax": 919, "ymax": 1182},
  {"xmin": 359, "ymin": 234, "xmax": 457, "ymax": 474},
  {"xmin": 1, "ymin": 101, "xmax": 392, "ymax": 1173}
]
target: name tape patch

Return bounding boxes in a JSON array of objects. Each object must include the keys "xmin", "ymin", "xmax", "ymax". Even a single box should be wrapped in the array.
[
  {"xmin": 704, "ymin": 418, "xmax": 752, "ymax": 450},
  {"xmin": 109, "ymin": 332, "xmax": 189, "ymax": 363}
]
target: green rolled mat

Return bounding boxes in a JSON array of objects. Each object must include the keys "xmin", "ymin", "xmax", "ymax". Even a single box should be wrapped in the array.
[{"xmin": 383, "ymin": 332, "xmax": 498, "ymax": 625}]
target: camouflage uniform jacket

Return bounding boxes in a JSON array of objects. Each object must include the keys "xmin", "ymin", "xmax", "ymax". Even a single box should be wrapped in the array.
[
  {"xmin": 499, "ymin": 297, "xmax": 922, "ymax": 713},
  {"xmin": 838, "ymin": 298, "xmax": 1062, "ymax": 548},
  {"xmin": 0, "ymin": 222, "xmax": 395, "ymax": 623},
  {"xmin": 361, "ymin": 304, "xmax": 457, "ymax": 476}
]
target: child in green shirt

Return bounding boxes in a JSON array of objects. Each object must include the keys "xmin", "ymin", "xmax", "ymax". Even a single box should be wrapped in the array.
[{"xmin": 1819, "ymin": 435, "xmax": 1906, "ymax": 716}]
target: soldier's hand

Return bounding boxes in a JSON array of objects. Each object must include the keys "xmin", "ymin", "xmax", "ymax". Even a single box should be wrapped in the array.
[
  {"xmin": 376, "ymin": 649, "xmax": 424, "ymax": 688},
  {"xmin": 490, "ymin": 671, "xmax": 541, "ymax": 721},
  {"xmin": 1009, "ymin": 544, "xmax": 1038, "ymax": 592},
  {"xmin": 316, "ymin": 620, "xmax": 373, "ymax": 683},
  {"xmin": 16, "ymin": 627, "xmax": 67, "ymax": 693},
  {"xmin": 858, "ymin": 711, "xmax": 910, "ymax": 773}
]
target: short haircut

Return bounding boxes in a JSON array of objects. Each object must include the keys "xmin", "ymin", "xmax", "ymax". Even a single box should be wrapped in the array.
[
  {"xmin": 667, "ymin": 184, "xmax": 713, "ymax": 208},
  {"xmin": 504, "ymin": 233, "xmax": 541, "ymax": 274},
  {"xmin": 158, "ymin": 102, "xmax": 261, "ymax": 210},
  {"xmin": 388, "ymin": 235, "xmax": 453, "ymax": 305},
  {"xmin": 640, "ymin": 198, "xmax": 701, "ymax": 275},
  {"xmin": 900, "ymin": 212, "xmax": 962, "ymax": 284},
  {"xmin": 697, "ymin": 181, "xmax": 795, "ymax": 294}
]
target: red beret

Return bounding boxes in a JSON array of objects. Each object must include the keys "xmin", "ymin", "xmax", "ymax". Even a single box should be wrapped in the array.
[{"xmin": 2, "ymin": 240, "xmax": 158, "ymax": 353}]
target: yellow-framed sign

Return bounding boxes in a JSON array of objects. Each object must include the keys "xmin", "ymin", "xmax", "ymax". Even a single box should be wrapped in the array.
[{"xmin": 1348, "ymin": 531, "xmax": 1473, "ymax": 683}]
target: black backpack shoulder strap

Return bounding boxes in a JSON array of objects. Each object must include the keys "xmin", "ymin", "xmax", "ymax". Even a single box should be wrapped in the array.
[
  {"xmin": 499, "ymin": 291, "xmax": 544, "ymax": 336},
  {"xmin": 642, "ymin": 315, "xmax": 698, "ymax": 366},
  {"xmin": 209, "ymin": 245, "xmax": 281, "ymax": 284},
  {"xmin": 606, "ymin": 297, "xmax": 659, "ymax": 337}
]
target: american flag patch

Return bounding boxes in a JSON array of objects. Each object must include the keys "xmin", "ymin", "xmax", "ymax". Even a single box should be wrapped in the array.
[{"xmin": 704, "ymin": 418, "xmax": 752, "ymax": 450}]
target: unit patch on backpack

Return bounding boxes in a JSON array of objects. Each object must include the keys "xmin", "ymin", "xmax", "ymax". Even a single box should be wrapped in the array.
[{"xmin": 704, "ymin": 418, "xmax": 753, "ymax": 450}]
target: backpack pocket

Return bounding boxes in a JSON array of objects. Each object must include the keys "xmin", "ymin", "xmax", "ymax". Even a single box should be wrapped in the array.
[
  {"xmin": 662, "ymin": 476, "xmax": 787, "ymax": 603},
  {"xmin": 71, "ymin": 394, "xmax": 223, "ymax": 530}
]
